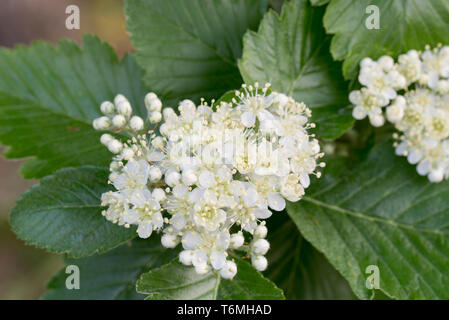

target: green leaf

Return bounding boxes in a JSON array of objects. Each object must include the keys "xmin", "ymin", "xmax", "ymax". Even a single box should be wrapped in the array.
[
  {"xmin": 238, "ymin": 0, "xmax": 354, "ymax": 140},
  {"xmin": 0, "ymin": 35, "xmax": 148, "ymax": 178},
  {"xmin": 137, "ymin": 259, "xmax": 285, "ymax": 300},
  {"xmin": 266, "ymin": 212, "xmax": 355, "ymax": 299},
  {"xmin": 324, "ymin": 0, "xmax": 449, "ymax": 79},
  {"xmin": 310, "ymin": 0, "xmax": 329, "ymax": 6},
  {"xmin": 125, "ymin": 0, "xmax": 268, "ymax": 106},
  {"xmin": 10, "ymin": 166, "xmax": 135, "ymax": 258},
  {"xmin": 43, "ymin": 237, "xmax": 177, "ymax": 300},
  {"xmin": 287, "ymin": 143, "xmax": 449, "ymax": 299}
]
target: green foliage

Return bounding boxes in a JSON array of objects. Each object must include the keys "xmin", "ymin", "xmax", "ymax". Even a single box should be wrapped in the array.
[
  {"xmin": 43, "ymin": 237, "xmax": 177, "ymax": 300},
  {"xmin": 266, "ymin": 212, "xmax": 355, "ymax": 299},
  {"xmin": 324, "ymin": 0, "xmax": 449, "ymax": 78},
  {"xmin": 137, "ymin": 259, "xmax": 285, "ymax": 300},
  {"xmin": 125, "ymin": 0, "xmax": 268, "ymax": 107},
  {"xmin": 287, "ymin": 143, "xmax": 449, "ymax": 299},
  {"xmin": 238, "ymin": 0, "xmax": 354, "ymax": 140},
  {"xmin": 310, "ymin": 0, "xmax": 329, "ymax": 6},
  {"xmin": 10, "ymin": 166, "xmax": 136, "ymax": 258},
  {"xmin": 0, "ymin": 35, "xmax": 148, "ymax": 178},
  {"xmin": 3, "ymin": 0, "xmax": 448, "ymax": 301}
]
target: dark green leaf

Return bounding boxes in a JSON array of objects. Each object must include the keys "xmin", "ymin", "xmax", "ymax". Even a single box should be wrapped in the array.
[
  {"xmin": 324, "ymin": 0, "xmax": 449, "ymax": 78},
  {"xmin": 238, "ymin": 0, "xmax": 354, "ymax": 140},
  {"xmin": 10, "ymin": 166, "xmax": 135, "ymax": 258},
  {"xmin": 310, "ymin": 0, "xmax": 329, "ymax": 6},
  {"xmin": 43, "ymin": 237, "xmax": 177, "ymax": 300},
  {"xmin": 287, "ymin": 143, "xmax": 449, "ymax": 299},
  {"xmin": 0, "ymin": 35, "xmax": 148, "ymax": 178},
  {"xmin": 125, "ymin": 0, "xmax": 268, "ymax": 106},
  {"xmin": 266, "ymin": 212, "xmax": 355, "ymax": 299}
]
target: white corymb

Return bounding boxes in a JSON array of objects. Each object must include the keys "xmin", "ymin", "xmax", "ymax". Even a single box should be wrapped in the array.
[
  {"xmin": 93, "ymin": 83, "xmax": 324, "ymax": 277},
  {"xmin": 350, "ymin": 45, "xmax": 449, "ymax": 183}
]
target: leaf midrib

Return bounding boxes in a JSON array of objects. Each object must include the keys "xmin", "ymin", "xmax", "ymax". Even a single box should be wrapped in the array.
[
  {"xmin": 0, "ymin": 89, "xmax": 92, "ymax": 125},
  {"xmin": 302, "ymin": 196, "xmax": 448, "ymax": 236}
]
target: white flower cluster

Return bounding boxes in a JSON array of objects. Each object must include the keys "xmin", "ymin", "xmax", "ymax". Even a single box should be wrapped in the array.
[
  {"xmin": 93, "ymin": 83, "xmax": 324, "ymax": 278},
  {"xmin": 350, "ymin": 45, "xmax": 449, "ymax": 183}
]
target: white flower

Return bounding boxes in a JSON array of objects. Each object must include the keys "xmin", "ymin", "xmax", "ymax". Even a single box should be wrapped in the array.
[
  {"xmin": 110, "ymin": 159, "xmax": 149, "ymax": 190},
  {"xmin": 95, "ymin": 86, "xmax": 324, "ymax": 275},
  {"xmin": 352, "ymin": 46, "xmax": 449, "ymax": 183}
]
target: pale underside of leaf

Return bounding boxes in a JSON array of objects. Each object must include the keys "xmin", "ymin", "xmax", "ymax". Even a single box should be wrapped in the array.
[{"xmin": 137, "ymin": 259, "xmax": 285, "ymax": 300}]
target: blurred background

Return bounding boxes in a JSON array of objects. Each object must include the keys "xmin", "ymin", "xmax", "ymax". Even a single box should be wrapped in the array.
[{"xmin": 0, "ymin": 0, "xmax": 133, "ymax": 299}]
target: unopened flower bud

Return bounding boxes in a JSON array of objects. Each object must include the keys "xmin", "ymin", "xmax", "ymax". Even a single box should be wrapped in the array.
[
  {"xmin": 230, "ymin": 232, "xmax": 244, "ymax": 249},
  {"xmin": 152, "ymin": 188, "xmax": 166, "ymax": 202},
  {"xmin": 149, "ymin": 111, "xmax": 162, "ymax": 123},
  {"xmin": 165, "ymin": 171, "xmax": 181, "ymax": 187},
  {"xmin": 161, "ymin": 234, "xmax": 179, "ymax": 248},
  {"xmin": 179, "ymin": 250, "xmax": 193, "ymax": 265},
  {"xmin": 107, "ymin": 139, "xmax": 123, "ymax": 154},
  {"xmin": 254, "ymin": 225, "xmax": 267, "ymax": 239},
  {"xmin": 145, "ymin": 94, "xmax": 162, "ymax": 112},
  {"xmin": 117, "ymin": 100, "xmax": 132, "ymax": 118},
  {"xmin": 219, "ymin": 260, "xmax": 237, "ymax": 279},
  {"xmin": 129, "ymin": 116, "xmax": 144, "ymax": 131},
  {"xmin": 182, "ymin": 169, "xmax": 197, "ymax": 186},
  {"xmin": 149, "ymin": 166, "xmax": 162, "ymax": 182},
  {"xmin": 251, "ymin": 255, "xmax": 268, "ymax": 271},
  {"xmin": 163, "ymin": 108, "xmax": 176, "ymax": 119},
  {"xmin": 93, "ymin": 116, "xmax": 112, "ymax": 131},
  {"xmin": 194, "ymin": 263, "xmax": 210, "ymax": 275},
  {"xmin": 114, "ymin": 94, "xmax": 127, "ymax": 106},
  {"xmin": 100, "ymin": 133, "xmax": 113, "ymax": 146},
  {"xmin": 100, "ymin": 101, "xmax": 115, "ymax": 115},
  {"xmin": 112, "ymin": 114, "xmax": 127, "ymax": 128},
  {"xmin": 251, "ymin": 238, "xmax": 270, "ymax": 255}
]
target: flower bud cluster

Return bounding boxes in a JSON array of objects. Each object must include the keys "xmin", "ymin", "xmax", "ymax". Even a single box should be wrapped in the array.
[
  {"xmin": 94, "ymin": 83, "xmax": 324, "ymax": 278},
  {"xmin": 350, "ymin": 45, "xmax": 449, "ymax": 182}
]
